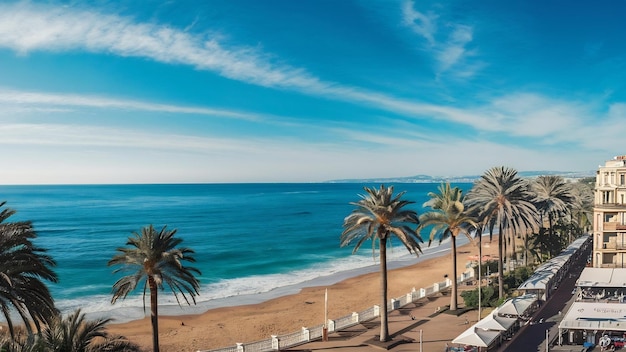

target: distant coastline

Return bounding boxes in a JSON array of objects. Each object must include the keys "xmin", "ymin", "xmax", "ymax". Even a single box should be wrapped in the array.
[{"xmin": 326, "ymin": 170, "xmax": 595, "ymax": 184}]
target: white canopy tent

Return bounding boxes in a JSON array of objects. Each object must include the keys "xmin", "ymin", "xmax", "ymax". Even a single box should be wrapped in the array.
[
  {"xmin": 451, "ymin": 307, "xmax": 516, "ymax": 350},
  {"xmin": 452, "ymin": 326, "xmax": 501, "ymax": 348},
  {"xmin": 475, "ymin": 311, "xmax": 517, "ymax": 331},
  {"xmin": 497, "ymin": 294, "xmax": 537, "ymax": 317},
  {"xmin": 517, "ymin": 239, "xmax": 584, "ymax": 298}
]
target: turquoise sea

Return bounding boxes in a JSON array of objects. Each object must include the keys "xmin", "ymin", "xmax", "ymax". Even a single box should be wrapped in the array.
[{"xmin": 0, "ymin": 183, "xmax": 473, "ymax": 323}]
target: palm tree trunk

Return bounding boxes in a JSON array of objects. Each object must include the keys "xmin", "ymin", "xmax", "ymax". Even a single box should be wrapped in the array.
[
  {"xmin": 503, "ymin": 231, "xmax": 508, "ymax": 272},
  {"xmin": 478, "ymin": 231, "xmax": 482, "ymax": 321},
  {"xmin": 149, "ymin": 277, "xmax": 160, "ymax": 352},
  {"xmin": 450, "ymin": 235, "xmax": 458, "ymax": 311},
  {"xmin": 524, "ymin": 231, "xmax": 529, "ymax": 267},
  {"xmin": 548, "ymin": 214, "xmax": 554, "ymax": 258},
  {"xmin": 498, "ymin": 224, "xmax": 504, "ymax": 299},
  {"xmin": 379, "ymin": 238, "xmax": 389, "ymax": 342},
  {"xmin": 511, "ymin": 230, "xmax": 517, "ymax": 271}
]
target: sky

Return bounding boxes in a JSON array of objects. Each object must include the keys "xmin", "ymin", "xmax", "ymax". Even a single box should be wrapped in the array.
[{"xmin": 1, "ymin": 0, "xmax": 625, "ymax": 184}]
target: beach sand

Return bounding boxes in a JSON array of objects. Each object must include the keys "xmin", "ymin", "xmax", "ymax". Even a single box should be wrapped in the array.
[{"xmin": 106, "ymin": 238, "xmax": 500, "ymax": 352}]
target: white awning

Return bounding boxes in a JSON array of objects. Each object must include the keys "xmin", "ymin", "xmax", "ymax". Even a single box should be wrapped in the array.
[
  {"xmin": 577, "ymin": 268, "xmax": 616, "ymax": 287},
  {"xmin": 452, "ymin": 326, "xmax": 501, "ymax": 347},
  {"xmin": 559, "ymin": 302, "xmax": 626, "ymax": 331},
  {"xmin": 497, "ymin": 294, "xmax": 537, "ymax": 317},
  {"xmin": 474, "ymin": 310, "xmax": 517, "ymax": 331}
]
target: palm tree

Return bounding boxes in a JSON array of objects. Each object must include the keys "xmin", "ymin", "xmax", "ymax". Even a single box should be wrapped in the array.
[
  {"xmin": 570, "ymin": 181, "xmax": 594, "ymax": 236},
  {"xmin": 341, "ymin": 185, "xmax": 422, "ymax": 342},
  {"xmin": 419, "ymin": 183, "xmax": 476, "ymax": 311},
  {"xmin": 108, "ymin": 225, "xmax": 201, "ymax": 352},
  {"xmin": 465, "ymin": 167, "xmax": 539, "ymax": 299},
  {"xmin": 0, "ymin": 201, "xmax": 58, "ymax": 338},
  {"xmin": 532, "ymin": 175, "xmax": 575, "ymax": 256},
  {"xmin": 0, "ymin": 309, "xmax": 140, "ymax": 352},
  {"xmin": 40, "ymin": 309, "xmax": 140, "ymax": 352}
]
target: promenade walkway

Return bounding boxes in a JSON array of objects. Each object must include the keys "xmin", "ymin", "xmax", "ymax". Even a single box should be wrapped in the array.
[
  {"xmin": 285, "ymin": 247, "xmax": 591, "ymax": 352},
  {"xmin": 284, "ymin": 292, "xmax": 478, "ymax": 352}
]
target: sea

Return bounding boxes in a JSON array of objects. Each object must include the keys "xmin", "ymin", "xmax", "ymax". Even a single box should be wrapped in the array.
[{"xmin": 0, "ymin": 183, "xmax": 474, "ymax": 323}]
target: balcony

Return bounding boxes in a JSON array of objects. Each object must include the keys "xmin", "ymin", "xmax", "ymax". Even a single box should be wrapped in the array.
[{"xmin": 603, "ymin": 222, "xmax": 626, "ymax": 231}]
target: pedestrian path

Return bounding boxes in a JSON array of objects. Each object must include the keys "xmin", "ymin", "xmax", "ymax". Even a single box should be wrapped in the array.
[{"xmin": 284, "ymin": 293, "xmax": 477, "ymax": 352}]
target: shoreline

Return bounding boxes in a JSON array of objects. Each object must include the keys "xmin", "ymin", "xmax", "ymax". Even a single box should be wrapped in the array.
[
  {"xmin": 106, "ymin": 237, "xmax": 500, "ymax": 352},
  {"xmin": 84, "ymin": 235, "xmax": 470, "ymax": 324}
]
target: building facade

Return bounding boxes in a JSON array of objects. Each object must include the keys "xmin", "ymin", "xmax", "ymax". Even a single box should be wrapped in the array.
[{"xmin": 594, "ymin": 155, "xmax": 626, "ymax": 267}]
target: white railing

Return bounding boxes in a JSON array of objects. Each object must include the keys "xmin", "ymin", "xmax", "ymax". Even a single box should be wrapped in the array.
[
  {"xmin": 334, "ymin": 312, "xmax": 359, "ymax": 330},
  {"xmin": 241, "ymin": 338, "xmax": 273, "ymax": 352},
  {"xmin": 277, "ymin": 329, "xmax": 306, "ymax": 349},
  {"xmin": 359, "ymin": 306, "xmax": 378, "ymax": 321},
  {"xmin": 308, "ymin": 324, "xmax": 324, "ymax": 340},
  {"xmin": 197, "ymin": 268, "xmax": 474, "ymax": 352}
]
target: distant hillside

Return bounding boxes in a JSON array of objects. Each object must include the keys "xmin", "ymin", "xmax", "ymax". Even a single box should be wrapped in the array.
[{"xmin": 327, "ymin": 170, "xmax": 595, "ymax": 184}]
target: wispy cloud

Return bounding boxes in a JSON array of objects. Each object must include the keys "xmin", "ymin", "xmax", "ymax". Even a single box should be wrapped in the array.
[
  {"xmin": 0, "ymin": 2, "xmax": 325, "ymax": 90},
  {"xmin": 0, "ymin": 88, "xmax": 262, "ymax": 121},
  {"xmin": 402, "ymin": 1, "xmax": 437, "ymax": 46},
  {"xmin": 0, "ymin": 2, "xmax": 615, "ymax": 153},
  {"xmin": 0, "ymin": 85, "xmax": 608, "ymax": 150},
  {"xmin": 0, "ymin": 2, "xmax": 496, "ymax": 137},
  {"xmin": 401, "ymin": 1, "xmax": 478, "ymax": 78},
  {"xmin": 0, "ymin": 123, "xmax": 265, "ymax": 153},
  {"xmin": 437, "ymin": 24, "xmax": 474, "ymax": 73}
]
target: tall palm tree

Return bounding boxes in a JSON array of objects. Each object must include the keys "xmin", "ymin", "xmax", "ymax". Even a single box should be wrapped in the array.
[
  {"xmin": 0, "ymin": 201, "xmax": 58, "ymax": 338},
  {"xmin": 532, "ymin": 175, "xmax": 575, "ymax": 256},
  {"xmin": 419, "ymin": 183, "xmax": 476, "ymax": 311},
  {"xmin": 465, "ymin": 167, "xmax": 539, "ymax": 299},
  {"xmin": 341, "ymin": 185, "xmax": 422, "ymax": 342},
  {"xmin": 108, "ymin": 225, "xmax": 201, "ymax": 352}
]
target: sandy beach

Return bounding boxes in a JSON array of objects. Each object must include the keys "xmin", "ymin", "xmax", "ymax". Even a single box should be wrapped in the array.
[{"xmin": 107, "ymin": 238, "xmax": 500, "ymax": 352}]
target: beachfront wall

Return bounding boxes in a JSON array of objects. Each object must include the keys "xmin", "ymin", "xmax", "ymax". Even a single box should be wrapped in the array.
[{"xmin": 197, "ymin": 270, "xmax": 472, "ymax": 352}]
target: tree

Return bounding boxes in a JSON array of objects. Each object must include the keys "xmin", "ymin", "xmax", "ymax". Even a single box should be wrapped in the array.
[
  {"xmin": 108, "ymin": 225, "xmax": 201, "ymax": 352},
  {"xmin": 419, "ymin": 183, "xmax": 476, "ymax": 311},
  {"xmin": 0, "ymin": 309, "xmax": 140, "ymax": 352},
  {"xmin": 0, "ymin": 201, "xmax": 58, "ymax": 338},
  {"xmin": 531, "ymin": 175, "xmax": 575, "ymax": 256},
  {"xmin": 465, "ymin": 167, "xmax": 539, "ymax": 299},
  {"xmin": 570, "ymin": 180, "xmax": 594, "ymax": 236},
  {"xmin": 341, "ymin": 185, "xmax": 422, "ymax": 342}
]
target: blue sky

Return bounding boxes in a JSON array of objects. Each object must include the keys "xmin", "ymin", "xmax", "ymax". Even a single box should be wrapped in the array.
[{"xmin": 0, "ymin": 0, "xmax": 624, "ymax": 184}]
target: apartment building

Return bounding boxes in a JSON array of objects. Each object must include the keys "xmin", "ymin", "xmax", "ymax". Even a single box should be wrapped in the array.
[{"xmin": 594, "ymin": 155, "xmax": 626, "ymax": 267}]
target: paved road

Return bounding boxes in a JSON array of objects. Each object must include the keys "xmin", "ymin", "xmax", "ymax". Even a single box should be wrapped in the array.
[{"xmin": 497, "ymin": 245, "xmax": 591, "ymax": 352}]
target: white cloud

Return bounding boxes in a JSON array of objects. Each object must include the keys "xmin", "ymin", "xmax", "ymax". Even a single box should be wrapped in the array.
[
  {"xmin": 0, "ymin": 88, "xmax": 262, "ymax": 121},
  {"xmin": 0, "ymin": 2, "xmax": 325, "ymax": 90},
  {"xmin": 401, "ymin": 0, "xmax": 437, "ymax": 46},
  {"xmin": 401, "ymin": 1, "xmax": 478, "ymax": 78},
  {"xmin": 0, "ymin": 123, "xmax": 258, "ymax": 153},
  {"xmin": 437, "ymin": 24, "xmax": 473, "ymax": 73},
  {"xmin": 0, "ymin": 85, "xmax": 610, "ymax": 151},
  {"xmin": 0, "ymin": 2, "xmax": 491, "ymax": 136},
  {"xmin": 0, "ymin": 2, "xmax": 620, "ymax": 161}
]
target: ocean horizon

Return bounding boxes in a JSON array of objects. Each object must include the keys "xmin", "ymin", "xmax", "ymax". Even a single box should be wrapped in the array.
[{"xmin": 0, "ymin": 183, "xmax": 475, "ymax": 323}]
